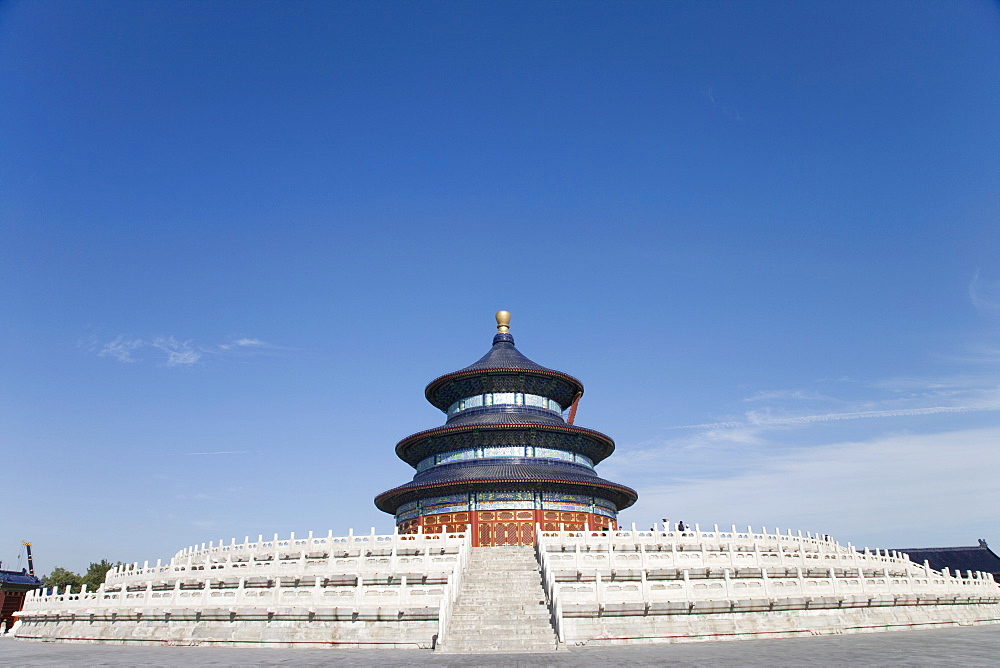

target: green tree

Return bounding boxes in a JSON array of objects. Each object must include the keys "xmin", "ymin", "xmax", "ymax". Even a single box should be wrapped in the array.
[
  {"xmin": 82, "ymin": 559, "xmax": 119, "ymax": 591},
  {"xmin": 43, "ymin": 560, "xmax": 122, "ymax": 593},
  {"xmin": 43, "ymin": 567, "xmax": 83, "ymax": 593}
]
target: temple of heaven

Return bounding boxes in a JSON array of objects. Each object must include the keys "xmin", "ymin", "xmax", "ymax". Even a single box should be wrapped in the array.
[
  {"xmin": 375, "ymin": 311, "xmax": 637, "ymax": 546},
  {"xmin": 14, "ymin": 311, "xmax": 1000, "ymax": 649}
]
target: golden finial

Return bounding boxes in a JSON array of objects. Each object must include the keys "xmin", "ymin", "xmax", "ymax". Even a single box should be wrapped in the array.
[{"xmin": 495, "ymin": 310, "xmax": 511, "ymax": 333}]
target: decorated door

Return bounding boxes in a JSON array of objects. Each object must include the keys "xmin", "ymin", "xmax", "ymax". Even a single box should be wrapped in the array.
[
  {"xmin": 474, "ymin": 510, "xmax": 536, "ymax": 546},
  {"xmin": 477, "ymin": 521, "xmax": 535, "ymax": 546}
]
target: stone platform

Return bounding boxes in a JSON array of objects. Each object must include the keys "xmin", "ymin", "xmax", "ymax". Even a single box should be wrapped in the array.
[
  {"xmin": 538, "ymin": 526, "xmax": 1000, "ymax": 645},
  {"xmin": 13, "ymin": 526, "xmax": 1000, "ymax": 650}
]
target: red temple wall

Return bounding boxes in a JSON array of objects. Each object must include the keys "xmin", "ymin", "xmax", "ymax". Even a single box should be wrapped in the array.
[{"xmin": 397, "ymin": 509, "xmax": 616, "ymax": 547}]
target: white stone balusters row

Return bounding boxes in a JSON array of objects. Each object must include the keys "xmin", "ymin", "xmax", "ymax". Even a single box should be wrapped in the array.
[
  {"xmin": 435, "ymin": 530, "xmax": 472, "ymax": 649},
  {"xmin": 535, "ymin": 526, "xmax": 1000, "ymax": 610},
  {"xmin": 25, "ymin": 529, "xmax": 474, "ymax": 620},
  {"xmin": 535, "ymin": 528, "xmax": 565, "ymax": 644}
]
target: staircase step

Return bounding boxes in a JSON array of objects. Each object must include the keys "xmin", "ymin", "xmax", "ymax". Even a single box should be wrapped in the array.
[
  {"xmin": 446, "ymin": 628, "xmax": 555, "ymax": 636},
  {"xmin": 437, "ymin": 546, "xmax": 559, "ymax": 654}
]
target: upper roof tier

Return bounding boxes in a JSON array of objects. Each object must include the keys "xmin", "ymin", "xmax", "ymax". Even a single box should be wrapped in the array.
[{"xmin": 424, "ymin": 312, "xmax": 584, "ymax": 411}]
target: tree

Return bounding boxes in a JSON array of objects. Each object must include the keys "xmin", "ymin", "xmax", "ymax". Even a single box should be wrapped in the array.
[
  {"xmin": 43, "ymin": 560, "xmax": 122, "ymax": 593},
  {"xmin": 82, "ymin": 559, "xmax": 119, "ymax": 591},
  {"xmin": 43, "ymin": 567, "xmax": 82, "ymax": 593}
]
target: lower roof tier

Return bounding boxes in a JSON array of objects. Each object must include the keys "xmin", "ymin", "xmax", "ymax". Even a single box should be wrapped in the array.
[
  {"xmin": 374, "ymin": 458, "xmax": 638, "ymax": 514},
  {"xmin": 395, "ymin": 422, "xmax": 615, "ymax": 467}
]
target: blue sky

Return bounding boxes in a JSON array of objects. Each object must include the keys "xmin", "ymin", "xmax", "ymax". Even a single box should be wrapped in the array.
[{"xmin": 2, "ymin": 1, "xmax": 998, "ymax": 573}]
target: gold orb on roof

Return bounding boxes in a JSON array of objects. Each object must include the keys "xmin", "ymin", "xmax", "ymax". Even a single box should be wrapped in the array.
[{"xmin": 495, "ymin": 310, "xmax": 511, "ymax": 333}]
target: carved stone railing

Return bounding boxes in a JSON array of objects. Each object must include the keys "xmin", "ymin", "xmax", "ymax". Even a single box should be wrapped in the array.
[
  {"xmin": 535, "ymin": 524, "xmax": 1000, "ymax": 615},
  {"xmin": 22, "ymin": 529, "xmax": 473, "ymax": 624}
]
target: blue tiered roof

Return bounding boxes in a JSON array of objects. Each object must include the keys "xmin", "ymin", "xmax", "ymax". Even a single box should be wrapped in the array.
[{"xmin": 375, "ymin": 313, "xmax": 637, "ymax": 518}]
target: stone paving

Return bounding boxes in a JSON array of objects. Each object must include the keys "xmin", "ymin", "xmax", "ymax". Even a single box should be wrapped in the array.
[{"xmin": 3, "ymin": 625, "xmax": 999, "ymax": 667}]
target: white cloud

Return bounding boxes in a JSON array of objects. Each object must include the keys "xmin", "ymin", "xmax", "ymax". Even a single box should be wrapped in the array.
[
  {"xmin": 874, "ymin": 374, "xmax": 999, "ymax": 394},
  {"xmin": 218, "ymin": 337, "xmax": 269, "ymax": 351},
  {"xmin": 150, "ymin": 336, "xmax": 201, "ymax": 367},
  {"xmin": 969, "ymin": 269, "xmax": 1000, "ymax": 313},
  {"xmin": 742, "ymin": 389, "xmax": 833, "ymax": 403},
  {"xmin": 94, "ymin": 333, "xmax": 272, "ymax": 365},
  {"xmin": 98, "ymin": 336, "xmax": 144, "ymax": 363},
  {"xmin": 616, "ymin": 426, "xmax": 1000, "ymax": 549},
  {"xmin": 233, "ymin": 338, "xmax": 265, "ymax": 347},
  {"xmin": 677, "ymin": 403, "xmax": 1000, "ymax": 431},
  {"xmin": 672, "ymin": 372, "xmax": 1000, "ymax": 433},
  {"xmin": 607, "ymin": 366, "xmax": 1000, "ymax": 547}
]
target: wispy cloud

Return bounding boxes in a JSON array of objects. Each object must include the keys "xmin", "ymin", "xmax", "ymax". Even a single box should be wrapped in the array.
[
  {"xmin": 616, "ymin": 426, "xmax": 1000, "ymax": 549},
  {"xmin": 969, "ymin": 269, "xmax": 1000, "ymax": 313},
  {"xmin": 151, "ymin": 336, "xmax": 201, "ymax": 367},
  {"xmin": 742, "ymin": 389, "xmax": 834, "ymax": 403},
  {"xmin": 93, "ymin": 334, "xmax": 274, "ymax": 366},
  {"xmin": 601, "ymin": 368, "xmax": 1000, "ymax": 498},
  {"xmin": 174, "ymin": 492, "xmax": 213, "ymax": 500},
  {"xmin": 188, "ymin": 450, "xmax": 251, "ymax": 455},
  {"xmin": 675, "ymin": 403, "xmax": 1000, "ymax": 430},
  {"xmin": 668, "ymin": 371, "xmax": 1000, "ymax": 432},
  {"xmin": 218, "ymin": 337, "xmax": 268, "ymax": 350},
  {"xmin": 234, "ymin": 338, "xmax": 265, "ymax": 346},
  {"xmin": 702, "ymin": 84, "xmax": 744, "ymax": 122},
  {"xmin": 98, "ymin": 336, "xmax": 144, "ymax": 363}
]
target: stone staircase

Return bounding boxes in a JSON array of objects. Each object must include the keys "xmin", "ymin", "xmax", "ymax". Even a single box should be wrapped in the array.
[{"xmin": 437, "ymin": 545, "xmax": 560, "ymax": 653}]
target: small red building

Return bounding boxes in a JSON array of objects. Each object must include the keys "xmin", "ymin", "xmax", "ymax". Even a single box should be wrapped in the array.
[{"xmin": 1, "ymin": 567, "xmax": 43, "ymax": 633}]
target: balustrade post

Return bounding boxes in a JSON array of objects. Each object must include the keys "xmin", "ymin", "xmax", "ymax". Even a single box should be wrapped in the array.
[{"xmin": 235, "ymin": 576, "xmax": 246, "ymax": 608}]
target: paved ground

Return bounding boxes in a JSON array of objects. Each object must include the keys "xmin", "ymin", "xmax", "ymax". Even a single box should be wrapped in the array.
[{"xmin": 3, "ymin": 625, "xmax": 999, "ymax": 666}]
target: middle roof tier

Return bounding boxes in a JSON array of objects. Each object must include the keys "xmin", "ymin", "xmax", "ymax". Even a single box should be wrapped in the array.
[{"xmin": 395, "ymin": 421, "xmax": 616, "ymax": 467}]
